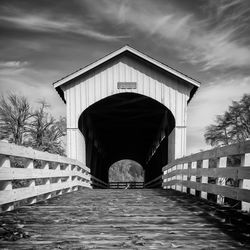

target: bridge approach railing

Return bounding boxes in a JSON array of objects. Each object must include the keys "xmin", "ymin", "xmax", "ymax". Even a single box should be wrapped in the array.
[
  {"xmin": 91, "ymin": 176, "xmax": 108, "ymax": 189},
  {"xmin": 0, "ymin": 141, "xmax": 95, "ymax": 212},
  {"xmin": 144, "ymin": 175, "xmax": 162, "ymax": 188},
  {"xmin": 109, "ymin": 182, "xmax": 144, "ymax": 189},
  {"xmin": 162, "ymin": 141, "xmax": 250, "ymax": 212}
]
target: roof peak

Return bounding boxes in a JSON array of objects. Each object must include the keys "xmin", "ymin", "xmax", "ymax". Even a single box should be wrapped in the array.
[{"xmin": 53, "ymin": 45, "xmax": 200, "ymax": 89}]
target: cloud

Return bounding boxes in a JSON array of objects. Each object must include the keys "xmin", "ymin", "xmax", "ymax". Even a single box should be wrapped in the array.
[
  {"xmin": 0, "ymin": 61, "xmax": 29, "ymax": 76},
  {"xmin": 0, "ymin": 67, "xmax": 65, "ymax": 118},
  {"xmin": 0, "ymin": 61, "xmax": 28, "ymax": 68},
  {"xmin": 0, "ymin": 14, "xmax": 126, "ymax": 41},
  {"xmin": 83, "ymin": 0, "xmax": 250, "ymax": 70},
  {"xmin": 186, "ymin": 0, "xmax": 250, "ymax": 70},
  {"xmin": 187, "ymin": 75, "xmax": 250, "ymax": 154}
]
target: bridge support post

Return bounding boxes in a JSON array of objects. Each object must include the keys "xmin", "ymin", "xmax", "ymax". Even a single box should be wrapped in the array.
[
  {"xmin": 168, "ymin": 126, "xmax": 187, "ymax": 162},
  {"xmin": 201, "ymin": 159, "xmax": 209, "ymax": 199},
  {"xmin": 190, "ymin": 162, "xmax": 197, "ymax": 195},
  {"xmin": 67, "ymin": 128, "xmax": 86, "ymax": 165},
  {"xmin": 240, "ymin": 153, "xmax": 250, "ymax": 212},
  {"xmin": 216, "ymin": 157, "xmax": 227, "ymax": 205}
]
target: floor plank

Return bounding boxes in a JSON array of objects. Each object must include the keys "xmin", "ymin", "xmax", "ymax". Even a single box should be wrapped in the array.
[{"xmin": 0, "ymin": 189, "xmax": 249, "ymax": 249}]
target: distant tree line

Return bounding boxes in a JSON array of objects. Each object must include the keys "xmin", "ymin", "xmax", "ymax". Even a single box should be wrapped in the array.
[
  {"xmin": 109, "ymin": 160, "xmax": 144, "ymax": 182},
  {"xmin": 204, "ymin": 94, "xmax": 250, "ymax": 147},
  {"xmin": 0, "ymin": 93, "xmax": 66, "ymax": 155}
]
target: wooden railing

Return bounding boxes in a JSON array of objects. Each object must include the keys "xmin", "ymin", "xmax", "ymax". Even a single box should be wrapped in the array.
[
  {"xmin": 162, "ymin": 141, "xmax": 250, "ymax": 212},
  {"xmin": 0, "ymin": 141, "xmax": 92, "ymax": 212},
  {"xmin": 91, "ymin": 176, "xmax": 108, "ymax": 189},
  {"xmin": 144, "ymin": 175, "xmax": 162, "ymax": 188},
  {"xmin": 109, "ymin": 182, "xmax": 144, "ymax": 189}
]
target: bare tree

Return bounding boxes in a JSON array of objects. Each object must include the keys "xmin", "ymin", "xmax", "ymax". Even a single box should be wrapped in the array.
[
  {"xmin": 28, "ymin": 101, "xmax": 66, "ymax": 155},
  {"xmin": 0, "ymin": 94, "xmax": 31, "ymax": 145}
]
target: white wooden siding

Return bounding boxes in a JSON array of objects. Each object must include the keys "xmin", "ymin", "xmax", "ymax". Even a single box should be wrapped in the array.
[{"xmin": 63, "ymin": 54, "xmax": 193, "ymax": 163}]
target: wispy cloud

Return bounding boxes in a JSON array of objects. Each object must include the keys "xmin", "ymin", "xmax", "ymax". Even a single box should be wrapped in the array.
[
  {"xmin": 83, "ymin": 0, "xmax": 250, "ymax": 71},
  {"xmin": 0, "ymin": 14, "xmax": 126, "ymax": 41},
  {"xmin": 187, "ymin": 75, "xmax": 250, "ymax": 154},
  {"xmin": 0, "ymin": 61, "xmax": 29, "ymax": 76},
  {"xmin": 0, "ymin": 61, "xmax": 28, "ymax": 68}
]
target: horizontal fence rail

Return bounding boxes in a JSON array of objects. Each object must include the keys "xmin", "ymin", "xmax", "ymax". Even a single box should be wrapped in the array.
[
  {"xmin": 162, "ymin": 141, "xmax": 250, "ymax": 212},
  {"xmin": 144, "ymin": 175, "xmax": 162, "ymax": 188},
  {"xmin": 91, "ymin": 176, "xmax": 108, "ymax": 189},
  {"xmin": 0, "ymin": 141, "xmax": 92, "ymax": 212},
  {"xmin": 109, "ymin": 182, "xmax": 144, "ymax": 189}
]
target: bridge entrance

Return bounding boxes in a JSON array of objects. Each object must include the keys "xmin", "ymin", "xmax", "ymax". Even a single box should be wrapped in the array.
[
  {"xmin": 78, "ymin": 93, "xmax": 175, "ymax": 183},
  {"xmin": 53, "ymin": 45, "xmax": 200, "ymax": 185}
]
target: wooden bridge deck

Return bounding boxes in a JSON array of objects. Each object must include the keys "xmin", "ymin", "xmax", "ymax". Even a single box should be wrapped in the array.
[{"xmin": 0, "ymin": 189, "xmax": 249, "ymax": 249}]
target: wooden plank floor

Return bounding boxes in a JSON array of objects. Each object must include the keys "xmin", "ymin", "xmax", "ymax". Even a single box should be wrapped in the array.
[{"xmin": 0, "ymin": 189, "xmax": 249, "ymax": 249}]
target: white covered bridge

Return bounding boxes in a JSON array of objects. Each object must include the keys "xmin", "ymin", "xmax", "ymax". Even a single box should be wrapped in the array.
[
  {"xmin": 1, "ymin": 46, "xmax": 250, "ymax": 249},
  {"xmin": 53, "ymin": 45, "xmax": 200, "ymax": 183}
]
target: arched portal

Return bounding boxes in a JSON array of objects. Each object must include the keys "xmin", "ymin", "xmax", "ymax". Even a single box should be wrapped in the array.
[
  {"xmin": 78, "ymin": 93, "xmax": 175, "ymax": 182},
  {"xmin": 109, "ymin": 159, "xmax": 144, "ymax": 182},
  {"xmin": 53, "ymin": 45, "xmax": 200, "ymax": 185}
]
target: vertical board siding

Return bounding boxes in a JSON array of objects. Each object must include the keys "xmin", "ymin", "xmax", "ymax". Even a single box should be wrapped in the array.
[
  {"xmin": 64, "ymin": 55, "xmax": 192, "ymax": 162},
  {"xmin": 75, "ymin": 83, "xmax": 81, "ymax": 126}
]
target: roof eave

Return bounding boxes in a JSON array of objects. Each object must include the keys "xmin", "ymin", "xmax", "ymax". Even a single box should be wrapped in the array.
[{"xmin": 53, "ymin": 45, "xmax": 200, "ymax": 89}]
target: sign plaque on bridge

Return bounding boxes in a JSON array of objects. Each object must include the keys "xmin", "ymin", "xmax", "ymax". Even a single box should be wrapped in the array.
[{"xmin": 117, "ymin": 81, "xmax": 137, "ymax": 89}]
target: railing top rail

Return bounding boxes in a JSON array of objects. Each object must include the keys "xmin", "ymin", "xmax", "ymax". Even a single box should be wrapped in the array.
[
  {"xmin": 0, "ymin": 141, "xmax": 90, "ymax": 172},
  {"xmin": 109, "ymin": 182, "xmax": 144, "ymax": 184},
  {"xmin": 144, "ymin": 175, "xmax": 162, "ymax": 186},
  {"xmin": 163, "ymin": 141, "xmax": 250, "ymax": 171},
  {"xmin": 91, "ymin": 176, "xmax": 108, "ymax": 186}
]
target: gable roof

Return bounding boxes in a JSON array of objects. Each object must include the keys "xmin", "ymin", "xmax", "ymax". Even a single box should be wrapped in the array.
[{"xmin": 53, "ymin": 45, "xmax": 200, "ymax": 102}]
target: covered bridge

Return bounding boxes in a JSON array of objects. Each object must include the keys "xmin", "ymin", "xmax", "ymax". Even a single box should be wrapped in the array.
[{"xmin": 53, "ymin": 45, "xmax": 200, "ymax": 183}]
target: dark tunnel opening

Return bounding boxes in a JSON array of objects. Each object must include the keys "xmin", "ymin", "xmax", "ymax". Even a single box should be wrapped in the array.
[{"xmin": 78, "ymin": 93, "xmax": 175, "ymax": 184}]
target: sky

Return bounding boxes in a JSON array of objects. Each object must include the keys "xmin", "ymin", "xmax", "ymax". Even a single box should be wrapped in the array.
[{"xmin": 0, "ymin": 0, "xmax": 250, "ymax": 155}]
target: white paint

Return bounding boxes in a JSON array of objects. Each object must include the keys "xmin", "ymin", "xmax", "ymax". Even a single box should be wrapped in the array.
[
  {"xmin": 182, "ymin": 163, "xmax": 188, "ymax": 193},
  {"xmin": 241, "ymin": 153, "xmax": 250, "ymax": 212},
  {"xmin": 62, "ymin": 54, "xmax": 193, "ymax": 165},
  {"xmin": 190, "ymin": 161, "xmax": 197, "ymax": 195},
  {"xmin": 0, "ymin": 141, "xmax": 93, "ymax": 212},
  {"xmin": 201, "ymin": 159, "xmax": 209, "ymax": 199},
  {"xmin": 54, "ymin": 45, "xmax": 200, "ymax": 89},
  {"xmin": 176, "ymin": 164, "xmax": 182, "ymax": 191},
  {"xmin": 216, "ymin": 157, "xmax": 227, "ymax": 204}
]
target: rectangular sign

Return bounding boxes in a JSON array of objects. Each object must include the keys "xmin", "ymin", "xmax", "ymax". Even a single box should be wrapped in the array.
[{"xmin": 117, "ymin": 82, "xmax": 137, "ymax": 89}]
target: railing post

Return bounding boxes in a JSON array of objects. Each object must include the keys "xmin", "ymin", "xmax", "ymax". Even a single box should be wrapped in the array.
[
  {"xmin": 182, "ymin": 163, "xmax": 188, "ymax": 193},
  {"xmin": 171, "ymin": 166, "xmax": 176, "ymax": 190},
  {"xmin": 55, "ymin": 163, "xmax": 63, "ymax": 195},
  {"xmin": 24, "ymin": 158, "xmax": 37, "ymax": 204},
  {"xmin": 240, "ymin": 153, "xmax": 250, "ymax": 212},
  {"xmin": 190, "ymin": 161, "xmax": 197, "ymax": 195},
  {"xmin": 176, "ymin": 164, "xmax": 182, "ymax": 191},
  {"xmin": 42, "ymin": 161, "xmax": 52, "ymax": 200},
  {"xmin": 66, "ymin": 164, "xmax": 72, "ymax": 193},
  {"xmin": 162, "ymin": 170, "xmax": 167, "ymax": 189},
  {"xmin": 201, "ymin": 159, "xmax": 209, "ymax": 199},
  {"xmin": 0, "ymin": 155, "xmax": 12, "ymax": 190},
  {"xmin": 216, "ymin": 157, "xmax": 227, "ymax": 205},
  {"xmin": 0, "ymin": 155, "xmax": 14, "ymax": 211}
]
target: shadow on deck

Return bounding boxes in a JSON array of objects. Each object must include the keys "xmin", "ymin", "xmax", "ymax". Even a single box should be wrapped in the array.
[{"xmin": 0, "ymin": 189, "xmax": 249, "ymax": 250}]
